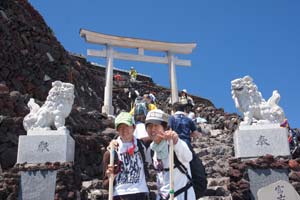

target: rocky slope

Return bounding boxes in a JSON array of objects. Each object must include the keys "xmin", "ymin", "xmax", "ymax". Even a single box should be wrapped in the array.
[
  {"xmin": 0, "ymin": 0, "xmax": 231, "ymax": 199},
  {"xmin": 2, "ymin": 1, "xmax": 300, "ymax": 200}
]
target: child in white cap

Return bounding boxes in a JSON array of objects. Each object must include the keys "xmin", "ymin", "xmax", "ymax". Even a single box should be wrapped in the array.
[{"xmin": 145, "ymin": 109, "xmax": 195, "ymax": 200}]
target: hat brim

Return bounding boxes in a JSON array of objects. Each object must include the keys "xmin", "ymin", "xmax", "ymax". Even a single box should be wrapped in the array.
[
  {"xmin": 116, "ymin": 122, "xmax": 133, "ymax": 130},
  {"xmin": 145, "ymin": 119, "xmax": 165, "ymax": 127}
]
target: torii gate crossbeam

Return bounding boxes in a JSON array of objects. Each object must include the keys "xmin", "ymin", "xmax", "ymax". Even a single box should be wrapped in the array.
[{"xmin": 80, "ymin": 28, "xmax": 196, "ymax": 115}]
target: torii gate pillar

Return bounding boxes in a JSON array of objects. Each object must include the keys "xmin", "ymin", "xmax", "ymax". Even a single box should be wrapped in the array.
[
  {"xmin": 102, "ymin": 45, "xmax": 114, "ymax": 115},
  {"xmin": 168, "ymin": 52, "xmax": 178, "ymax": 104}
]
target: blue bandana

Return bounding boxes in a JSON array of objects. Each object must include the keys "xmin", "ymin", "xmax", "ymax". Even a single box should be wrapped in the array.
[{"xmin": 150, "ymin": 140, "xmax": 168, "ymax": 160}]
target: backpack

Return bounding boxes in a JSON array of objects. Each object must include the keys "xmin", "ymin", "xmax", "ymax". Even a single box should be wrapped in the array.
[
  {"xmin": 189, "ymin": 154, "xmax": 207, "ymax": 198},
  {"xmin": 134, "ymin": 97, "xmax": 148, "ymax": 118},
  {"xmin": 162, "ymin": 152, "xmax": 207, "ymax": 200},
  {"xmin": 174, "ymin": 152, "xmax": 207, "ymax": 199}
]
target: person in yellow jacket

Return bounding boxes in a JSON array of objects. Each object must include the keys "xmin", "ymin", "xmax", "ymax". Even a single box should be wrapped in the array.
[{"xmin": 129, "ymin": 67, "xmax": 138, "ymax": 82}]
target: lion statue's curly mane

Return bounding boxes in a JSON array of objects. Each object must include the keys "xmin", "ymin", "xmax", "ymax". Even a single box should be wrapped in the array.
[
  {"xmin": 231, "ymin": 76, "xmax": 285, "ymax": 125},
  {"xmin": 23, "ymin": 81, "xmax": 75, "ymax": 131}
]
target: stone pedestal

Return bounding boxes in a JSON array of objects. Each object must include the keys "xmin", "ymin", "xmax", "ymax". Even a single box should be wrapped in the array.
[
  {"xmin": 234, "ymin": 124, "xmax": 290, "ymax": 159},
  {"xmin": 248, "ymin": 168, "xmax": 289, "ymax": 200},
  {"xmin": 19, "ymin": 170, "xmax": 57, "ymax": 200},
  {"xmin": 17, "ymin": 129, "xmax": 75, "ymax": 164},
  {"xmin": 257, "ymin": 180, "xmax": 300, "ymax": 200}
]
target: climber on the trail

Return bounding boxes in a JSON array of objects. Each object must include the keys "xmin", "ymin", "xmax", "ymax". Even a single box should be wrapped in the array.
[
  {"xmin": 179, "ymin": 89, "xmax": 194, "ymax": 107},
  {"xmin": 129, "ymin": 94, "xmax": 157, "ymax": 116},
  {"xmin": 168, "ymin": 102, "xmax": 207, "ymax": 198},
  {"xmin": 145, "ymin": 109, "xmax": 195, "ymax": 200},
  {"xmin": 102, "ymin": 112, "xmax": 149, "ymax": 200},
  {"xmin": 129, "ymin": 67, "xmax": 138, "ymax": 82}
]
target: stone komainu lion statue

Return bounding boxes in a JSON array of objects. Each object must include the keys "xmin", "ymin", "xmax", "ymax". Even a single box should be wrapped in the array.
[
  {"xmin": 23, "ymin": 81, "xmax": 75, "ymax": 131},
  {"xmin": 231, "ymin": 75, "xmax": 285, "ymax": 125}
]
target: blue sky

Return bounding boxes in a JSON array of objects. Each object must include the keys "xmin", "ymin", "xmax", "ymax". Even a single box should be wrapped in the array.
[{"xmin": 29, "ymin": 0, "xmax": 300, "ymax": 128}]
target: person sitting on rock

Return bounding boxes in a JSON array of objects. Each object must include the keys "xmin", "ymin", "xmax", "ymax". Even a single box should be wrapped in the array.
[{"xmin": 102, "ymin": 112, "xmax": 149, "ymax": 200}]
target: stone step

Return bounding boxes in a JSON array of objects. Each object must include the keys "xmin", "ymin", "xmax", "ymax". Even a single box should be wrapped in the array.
[{"xmin": 207, "ymin": 177, "xmax": 230, "ymax": 187}]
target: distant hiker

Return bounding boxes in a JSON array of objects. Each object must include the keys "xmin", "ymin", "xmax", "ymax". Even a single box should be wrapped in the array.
[
  {"xmin": 128, "ymin": 88, "xmax": 140, "ymax": 109},
  {"xmin": 169, "ymin": 102, "xmax": 201, "ymax": 145},
  {"xmin": 102, "ymin": 112, "xmax": 149, "ymax": 199},
  {"xmin": 280, "ymin": 118, "xmax": 294, "ymax": 144},
  {"xmin": 114, "ymin": 73, "xmax": 123, "ymax": 87},
  {"xmin": 186, "ymin": 106, "xmax": 196, "ymax": 123},
  {"xmin": 280, "ymin": 118, "xmax": 300, "ymax": 157},
  {"xmin": 179, "ymin": 89, "xmax": 194, "ymax": 108},
  {"xmin": 149, "ymin": 92, "xmax": 156, "ymax": 104},
  {"xmin": 114, "ymin": 73, "xmax": 122, "ymax": 81},
  {"xmin": 166, "ymin": 96, "xmax": 172, "ymax": 106},
  {"xmin": 129, "ymin": 96, "xmax": 147, "ymax": 117},
  {"xmin": 143, "ymin": 94, "xmax": 157, "ymax": 110},
  {"xmin": 129, "ymin": 95, "xmax": 157, "ymax": 116},
  {"xmin": 280, "ymin": 118, "xmax": 290, "ymax": 129},
  {"xmin": 129, "ymin": 67, "xmax": 138, "ymax": 82},
  {"xmin": 187, "ymin": 111, "xmax": 196, "ymax": 122},
  {"xmin": 145, "ymin": 109, "xmax": 196, "ymax": 200},
  {"xmin": 168, "ymin": 102, "xmax": 207, "ymax": 198}
]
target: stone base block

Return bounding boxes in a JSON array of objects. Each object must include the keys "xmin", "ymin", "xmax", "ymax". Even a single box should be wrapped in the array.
[
  {"xmin": 234, "ymin": 125, "xmax": 290, "ymax": 158},
  {"xmin": 17, "ymin": 131, "xmax": 75, "ymax": 164},
  {"xmin": 19, "ymin": 170, "xmax": 57, "ymax": 200}
]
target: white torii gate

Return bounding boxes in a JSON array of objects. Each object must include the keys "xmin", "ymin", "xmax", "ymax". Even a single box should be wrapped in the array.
[{"xmin": 80, "ymin": 28, "xmax": 196, "ymax": 115}]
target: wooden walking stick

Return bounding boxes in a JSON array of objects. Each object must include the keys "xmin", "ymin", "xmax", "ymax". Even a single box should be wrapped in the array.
[
  {"xmin": 169, "ymin": 137, "xmax": 175, "ymax": 200},
  {"xmin": 107, "ymin": 141, "xmax": 115, "ymax": 200}
]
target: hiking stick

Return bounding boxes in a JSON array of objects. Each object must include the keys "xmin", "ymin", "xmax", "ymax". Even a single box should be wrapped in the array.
[
  {"xmin": 169, "ymin": 138, "xmax": 175, "ymax": 199},
  {"xmin": 107, "ymin": 142, "xmax": 115, "ymax": 200}
]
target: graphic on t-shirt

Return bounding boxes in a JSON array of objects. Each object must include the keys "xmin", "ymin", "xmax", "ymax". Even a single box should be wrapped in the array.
[{"xmin": 116, "ymin": 152, "xmax": 142, "ymax": 185}]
